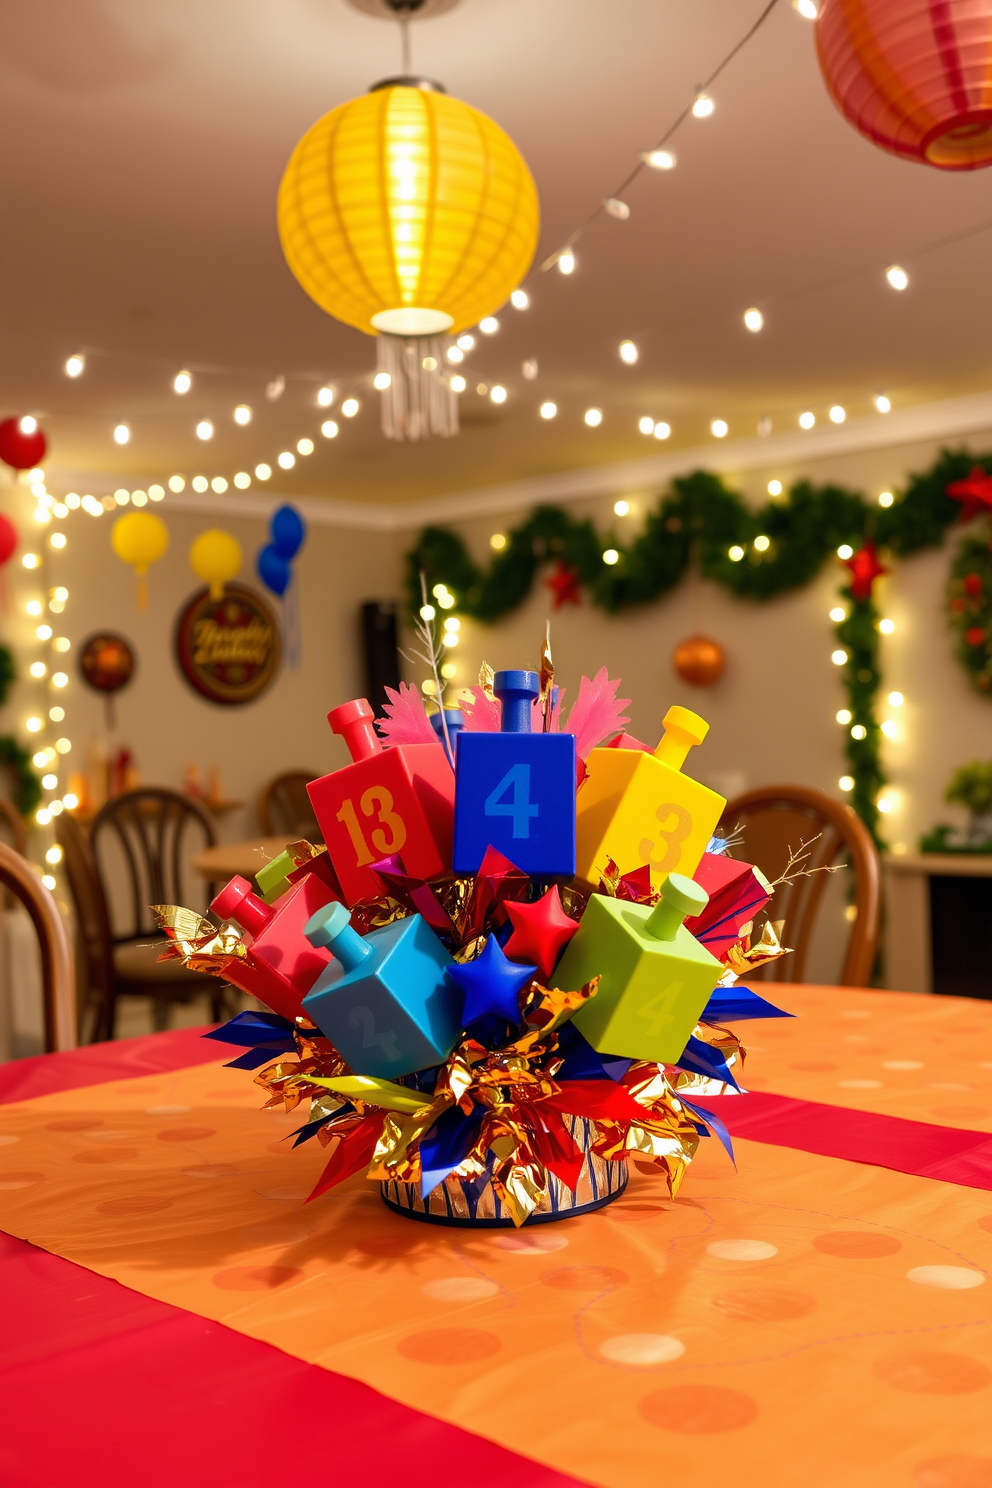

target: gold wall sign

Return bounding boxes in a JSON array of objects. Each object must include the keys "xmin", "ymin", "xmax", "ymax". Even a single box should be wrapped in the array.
[{"xmin": 174, "ymin": 583, "xmax": 280, "ymax": 705}]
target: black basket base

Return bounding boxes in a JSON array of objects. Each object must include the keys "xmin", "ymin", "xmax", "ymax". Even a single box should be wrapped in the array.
[{"xmin": 379, "ymin": 1162, "xmax": 629, "ymax": 1227}]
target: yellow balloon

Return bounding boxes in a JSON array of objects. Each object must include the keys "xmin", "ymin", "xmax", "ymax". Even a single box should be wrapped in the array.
[
  {"xmin": 111, "ymin": 511, "xmax": 169, "ymax": 609},
  {"xmin": 189, "ymin": 528, "xmax": 242, "ymax": 600},
  {"xmin": 278, "ymin": 83, "xmax": 539, "ymax": 338}
]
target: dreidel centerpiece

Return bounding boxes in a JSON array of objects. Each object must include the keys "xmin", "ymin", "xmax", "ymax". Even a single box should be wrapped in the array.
[
  {"xmin": 210, "ymin": 872, "xmax": 337, "ymax": 1021},
  {"xmin": 453, "ymin": 670, "xmax": 576, "ymax": 876},
  {"xmin": 302, "ymin": 901, "xmax": 460, "ymax": 1079},
  {"xmin": 575, "ymin": 705, "xmax": 726, "ymax": 890},
  {"xmin": 562, "ymin": 873, "xmax": 723, "ymax": 1063},
  {"xmin": 308, "ymin": 697, "xmax": 455, "ymax": 907}
]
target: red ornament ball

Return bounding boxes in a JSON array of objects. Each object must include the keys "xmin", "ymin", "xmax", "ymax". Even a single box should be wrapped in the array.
[
  {"xmin": 966, "ymin": 626, "xmax": 987, "ymax": 647},
  {"xmin": 0, "ymin": 417, "xmax": 47, "ymax": 471},
  {"xmin": 817, "ymin": 0, "xmax": 992, "ymax": 171},
  {"xmin": 672, "ymin": 635, "xmax": 726, "ymax": 687},
  {"xmin": 0, "ymin": 513, "xmax": 17, "ymax": 566},
  {"xmin": 963, "ymin": 572, "xmax": 984, "ymax": 597}
]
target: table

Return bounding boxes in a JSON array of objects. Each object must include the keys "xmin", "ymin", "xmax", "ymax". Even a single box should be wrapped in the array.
[
  {"xmin": 884, "ymin": 852, "xmax": 992, "ymax": 997},
  {"xmin": 1, "ymin": 985, "xmax": 989, "ymax": 1488},
  {"xmin": 191, "ymin": 836, "xmax": 293, "ymax": 883}
]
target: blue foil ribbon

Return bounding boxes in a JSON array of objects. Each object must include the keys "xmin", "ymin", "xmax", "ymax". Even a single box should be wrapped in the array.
[
  {"xmin": 681, "ymin": 1096, "xmax": 736, "ymax": 1164},
  {"xmin": 203, "ymin": 1009, "xmax": 297, "ymax": 1070},
  {"xmin": 675, "ymin": 1033, "xmax": 741, "ymax": 1091},
  {"xmin": 556, "ymin": 1023, "xmax": 631, "ymax": 1082},
  {"xmin": 699, "ymin": 984, "xmax": 793, "ymax": 1024},
  {"xmin": 420, "ymin": 1104, "xmax": 487, "ymax": 1199}
]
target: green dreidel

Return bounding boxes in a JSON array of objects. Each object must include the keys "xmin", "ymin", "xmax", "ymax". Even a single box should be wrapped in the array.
[{"xmin": 563, "ymin": 873, "xmax": 723, "ymax": 1063}]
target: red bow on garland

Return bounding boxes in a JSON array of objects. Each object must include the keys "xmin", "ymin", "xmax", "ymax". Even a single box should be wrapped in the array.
[
  {"xmin": 946, "ymin": 466, "xmax": 992, "ymax": 524},
  {"xmin": 843, "ymin": 540, "xmax": 887, "ymax": 602},
  {"xmin": 546, "ymin": 560, "xmax": 582, "ymax": 610}
]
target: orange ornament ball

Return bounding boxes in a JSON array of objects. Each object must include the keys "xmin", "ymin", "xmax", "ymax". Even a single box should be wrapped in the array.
[{"xmin": 672, "ymin": 635, "xmax": 725, "ymax": 687}]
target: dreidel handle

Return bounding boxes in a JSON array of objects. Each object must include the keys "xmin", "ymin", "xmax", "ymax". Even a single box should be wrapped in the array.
[
  {"xmin": 494, "ymin": 670, "xmax": 539, "ymax": 734},
  {"xmin": 645, "ymin": 872, "xmax": 710, "ymax": 941},
  {"xmin": 211, "ymin": 876, "xmax": 272, "ymax": 938},
  {"xmin": 654, "ymin": 705, "xmax": 710, "ymax": 771},
  {"xmin": 305, "ymin": 900, "xmax": 373, "ymax": 972},
  {"xmin": 329, "ymin": 698, "xmax": 382, "ymax": 762}
]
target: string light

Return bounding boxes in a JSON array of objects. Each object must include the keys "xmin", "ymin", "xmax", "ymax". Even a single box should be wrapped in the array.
[
  {"xmin": 446, "ymin": 347, "xmax": 464, "ymax": 363},
  {"xmin": 793, "ymin": 0, "xmax": 819, "ymax": 17},
  {"xmin": 888, "ymin": 691, "xmax": 904, "ymax": 706},
  {"xmin": 799, "ymin": 411, "xmax": 815, "ymax": 429},
  {"xmin": 20, "ymin": 416, "xmax": 38, "ymax": 435},
  {"xmin": 614, "ymin": 500, "xmax": 630, "ymax": 516},
  {"xmin": 728, "ymin": 545, "xmax": 745, "ymax": 562},
  {"xmin": 450, "ymin": 376, "xmax": 466, "ymax": 393},
  {"xmin": 490, "ymin": 385, "xmax": 507, "ymax": 404},
  {"xmin": 837, "ymin": 543, "xmax": 854, "ymax": 559},
  {"xmin": 839, "ymin": 775, "xmax": 855, "ymax": 791},
  {"xmin": 234, "ymin": 404, "xmax": 252, "ymax": 425},
  {"xmin": 321, "ymin": 420, "xmax": 339, "ymax": 438},
  {"xmin": 373, "ymin": 371, "xmax": 392, "ymax": 389},
  {"xmin": 174, "ymin": 371, "xmax": 192, "ymax": 394},
  {"xmin": 557, "ymin": 251, "xmax": 575, "ymax": 275},
  {"xmin": 836, "ymin": 709, "xmax": 852, "ymax": 724},
  {"xmin": 65, "ymin": 353, "xmax": 85, "ymax": 378},
  {"xmin": 479, "ymin": 317, "xmax": 499, "ymax": 334},
  {"xmin": 510, "ymin": 289, "xmax": 529, "ymax": 309},
  {"xmin": 23, "ymin": 554, "xmax": 40, "ymax": 569},
  {"xmin": 654, "ymin": 421, "xmax": 671, "ymax": 439},
  {"xmin": 192, "ymin": 476, "xmax": 208, "ymax": 493},
  {"xmin": 768, "ymin": 480, "xmax": 783, "ymax": 496},
  {"xmin": 879, "ymin": 617, "xmax": 895, "ymax": 634},
  {"xmin": 711, "ymin": 419, "xmax": 728, "ymax": 438},
  {"xmin": 26, "ymin": 717, "xmax": 43, "ymax": 733},
  {"xmin": 638, "ymin": 417, "xmax": 654, "ymax": 435},
  {"xmin": 642, "ymin": 149, "xmax": 675, "ymax": 170},
  {"xmin": 753, "ymin": 534, "xmax": 770, "ymax": 551},
  {"xmin": 874, "ymin": 394, "xmax": 892, "ymax": 413},
  {"xmin": 619, "ymin": 340, "xmax": 638, "ymax": 364},
  {"xmin": 317, "ymin": 386, "xmax": 335, "ymax": 407},
  {"xmin": 234, "ymin": 472, "xmax": 251, "ymax": 489},
  {"xmin": 456, "ymin": 334, "xmax": 475, "ymax": 351},
  {"xmin": 886, "ymin": 265, "xmax": 909, "ymax": 291},
  {"xmin": 851, "ymin": 724, "xmax": 867, "ymax": 740},
  {"xmin": 878, "ymin": 490, "xmax": 894, "ymax": 507},
  {"xmin": 829, "ymin": 606, "xmax": 847, "ymax": 622},
  {"xmin": 341, "ymin": 398, "xmax": 359, "ymax": 417},
  {"xmin": 196, "ymin": 420, "xmax": 213, "ymax": 440},
  {"xmin": 831, "ymin": 648, "xmax": 848, "ymax": 665},
  {"xmin": 584, "ymin": 408, "xmax": 603, "ymax": 427},
  {"xmin": 602, "ymin": 548, "xmax": 619, "ymax": 565},
  {"xmin": 210, "ymin": 478, "xmax": 227, "ymax": 493},
  {"xmin": 829, "ymin": 405, "xmax": 846, "ymax": 423},
  {"xmin": 743, "ymin": 308, "xmax": 763, "ymax": 332},
  {"xmin": 49, "ymin": 532, "xmax": 67, "ymax": 550},
  {"xmin": 880, "ymin": 719, "xmax": 899, "ymax": 738},
  {"xmin": 113, "ymin": 423, "xmax": 130, "ymax": 444},
  {"xmin": 278, "ymin": 451, "xmax": 295, "ymax": 469},
  {"xmin": 297, "ymin": 437, "xmax": 315, "ymax": 455},
  {"xmin": 255, "ymin": 463, "xmax": 272, "ymax": 479},
  {"xmin": 490, "ymin": 533, "xmax": 507, "ymax": 550},
  {"xmin": 692, "ymin": 91, "xmax": 715, "ymax": 118}
]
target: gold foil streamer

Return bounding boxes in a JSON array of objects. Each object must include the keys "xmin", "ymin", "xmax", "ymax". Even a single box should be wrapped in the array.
[
  {"xmin": 151, "ymin": 904, "xmax": 249, "ymax": 973},
  {"xmin": 479, "ymin": 661, "xmax": 495, "ymax": 701}
]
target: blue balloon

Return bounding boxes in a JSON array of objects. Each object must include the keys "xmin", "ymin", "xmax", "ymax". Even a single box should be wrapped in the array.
[
  {"xmin": 256, "ymin": 543, "xmax": 291, "ymax": 597},
  {"xmin": 270, "ymin": 504, "xmax": 305, "ymax": 561}
]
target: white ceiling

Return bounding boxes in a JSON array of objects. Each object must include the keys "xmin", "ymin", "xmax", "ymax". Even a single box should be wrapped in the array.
[{"xmin": 1, "ymin": 0, "xmax": 990, "ymax": 504}]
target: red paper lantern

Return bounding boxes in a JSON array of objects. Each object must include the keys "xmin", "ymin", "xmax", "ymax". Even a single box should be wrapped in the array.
[
  {"xmin": 816, "ymin": 0, "xmax": 992, "ymax": 170},
  {"xmin": 0, "ymin": 416, "xmax": 47, "ymax": 471},
  {"xmin": 0, "ymin": 513, "xmax": 17, "ymax": 567}
]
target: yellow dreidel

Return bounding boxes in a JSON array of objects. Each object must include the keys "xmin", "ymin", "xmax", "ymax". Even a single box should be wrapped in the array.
[
  {"xmin": 575, "ymin": 705, "xmax": 726, "ymax": 890},
  {"xmin": 563, "ymin": 873, "xmax": 723, "ymax": 1063}
]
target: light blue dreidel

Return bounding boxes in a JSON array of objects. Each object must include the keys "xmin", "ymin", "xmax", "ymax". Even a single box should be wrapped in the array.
[
  {"xmin": 301, "ymin": 902, "xmax": 460, "ymax": 1080},
  {"xmin": 562, "ymin": 873, "xmax": 724, "ymax": 1063},
  {"xmin": 453, "ymin": 669, "xmax": 576, "ymax": 876}
]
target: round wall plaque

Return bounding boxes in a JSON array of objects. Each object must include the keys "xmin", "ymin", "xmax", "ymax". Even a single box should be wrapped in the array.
[
  {"xmin": 174, "ymin": 583, "xmax": 281, "ymax": 705},
  {"xmin": 79, "ymin": 632, "xmax": 136, "ymax": 694}
]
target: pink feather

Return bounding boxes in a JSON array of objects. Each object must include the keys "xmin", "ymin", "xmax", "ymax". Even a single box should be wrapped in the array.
[
  {"xmin": 564, "ymin": 669, "xmax": 632, "ymax": 760},
  {"xmin": 459, "ymin": 686, "xmax": 502, "ymax": 732},
  {"xmin": 376, "ymin": 683, "xmax": 438, "ymax": 748}
]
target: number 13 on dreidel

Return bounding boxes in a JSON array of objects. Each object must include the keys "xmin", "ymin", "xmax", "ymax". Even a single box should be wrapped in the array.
[{"xmin": 453, "ymin": 670, "xmax": 576, "ymax": 876}]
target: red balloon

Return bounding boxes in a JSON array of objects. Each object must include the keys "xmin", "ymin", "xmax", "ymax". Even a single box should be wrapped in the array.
[
  {"xmin": 0, "ymin": 514, "xmax": 16, "ymax": 566},
  {"xmin": 817, "ymin": 0, "xmax": 992, "ymax": 171},
  {"xmin": 0, "ymin": 417, "xmax": 47, "ymax": 471}
]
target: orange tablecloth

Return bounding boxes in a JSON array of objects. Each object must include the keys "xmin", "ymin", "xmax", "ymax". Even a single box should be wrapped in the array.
[{"xmin": 1, "ymin": 984, "xmax": 989, "ymax": 1488}]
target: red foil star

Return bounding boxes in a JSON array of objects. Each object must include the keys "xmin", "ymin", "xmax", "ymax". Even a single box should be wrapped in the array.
[
  {"xmin": 844, "ymin": 540, "xmax": 887, "ymax": 602},
  {"xmin": 503, "ymin": 886, "xmax": 580, "ymax": 982},
  {"xmin": 546, "ymin": 560, "xmax": 581, "ymax": 610},
  {"xmin": 947, "ymin": 466, "xmax": 992, "ymax": 523}
]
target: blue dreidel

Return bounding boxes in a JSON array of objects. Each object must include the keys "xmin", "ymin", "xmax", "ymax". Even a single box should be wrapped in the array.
[
  {"xmin": 302, "ymin": 901, "xmax": 461, "ymax": 1079},
  {"xmin": 452, "ymin": 669, "xmax": 576, "ymax": 876},
  {"xmin": 429, "ymin": 708, "xmax": 465, "ymax": 743}
]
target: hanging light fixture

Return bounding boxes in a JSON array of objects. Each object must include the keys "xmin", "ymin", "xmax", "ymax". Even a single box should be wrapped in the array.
[
  {"xmin": 816, "ymin": 0, "xmax": 992, "ymax": 170},
  {"xmin": 278, "ymin": 4, "xmax": 539, "ymax": 440}
]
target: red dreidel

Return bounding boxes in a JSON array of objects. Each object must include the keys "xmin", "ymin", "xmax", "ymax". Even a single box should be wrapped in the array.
[
  {"xmin": 308, "ymin": 697, "xmax": 455, "ymax": 907},
  {"xmin": 210, "ymin": 872, "xmax": 336, "ymax": 1021}
]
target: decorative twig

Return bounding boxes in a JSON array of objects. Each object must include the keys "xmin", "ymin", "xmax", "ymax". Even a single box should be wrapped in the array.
[
  {"xmin": 769, "ymin": 834, "xmax": 842, "ymax": 889},
  {"xmin": 399, "ymin": 572, "xmax": 453, "ymax": 765}
]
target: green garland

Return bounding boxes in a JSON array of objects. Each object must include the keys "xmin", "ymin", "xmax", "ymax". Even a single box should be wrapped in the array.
[
  {"xmin": 0, "ymin": 644, "xmax": 14, "ymax": 709},
  {"xmin": 947, "ymin": 520, "xmax": 992, "ymax": 694},
  {"xmin": 0, "ymin": 736, "xmax": 41, "ymax": 817},
  {"xmin": 406, "ymin": 447, "xmax": 992, "ymax": 849}
]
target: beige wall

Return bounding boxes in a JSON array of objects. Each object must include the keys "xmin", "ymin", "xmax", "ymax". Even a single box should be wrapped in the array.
[{"xmin": 1, "ymin": 425, "xmax": 989, "ymax": 868}]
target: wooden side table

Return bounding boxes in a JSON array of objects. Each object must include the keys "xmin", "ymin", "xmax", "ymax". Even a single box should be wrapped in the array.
[{"xmin": 884, "ymin": 852, "xmax": 992, "ymax": 998}]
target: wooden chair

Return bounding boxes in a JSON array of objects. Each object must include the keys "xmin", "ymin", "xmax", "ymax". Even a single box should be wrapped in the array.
[
  {"xmin": 0, "ymin": 842, "xmax": 76, "ymax": 1052},
  {"xmin": 258, "ymin": 771, "xmax": 322, "ymax": 841},
  {"xmin": 66, "ymin": 790, "xmax": 225, "ymax": 1039},
  {"xmin": 718, "ymin": 784, "xmax": 881, "ymax": 987}
]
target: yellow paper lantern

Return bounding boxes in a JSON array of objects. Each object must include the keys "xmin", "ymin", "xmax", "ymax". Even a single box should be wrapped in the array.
[
  {"xmin": 189, "ymin": 529, "xmax": 242, "ymax": 600},
  {"xmin": 111, "ymin": 511, "xmax": 169, "ymax": 610},
  {"xmin": 277, "ymin": 81, "xmax": 539, "ymax": 339}
]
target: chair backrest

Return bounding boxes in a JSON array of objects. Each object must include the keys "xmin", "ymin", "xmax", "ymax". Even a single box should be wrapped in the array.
[
  {"xmin": 0, "ymin": 798, "xmax": 27, "ymax": 856},
  {"xmin": 258, "ymin": 771, "xmax": 322, "ymax": 840},
  {"xmin": 55, "ymin": 808, "xmax": 116, "ymax": 1001},
  {"xmin": 89, "ymin": 789, "xmax": 217, "ymax": 943},
  {"xmin": 0, "ymin": 842, "xmax": 76, "ymax": 1051},
  {"xmin": 718, "ymin": 784, "xmax": 881, "ymax": 987}
]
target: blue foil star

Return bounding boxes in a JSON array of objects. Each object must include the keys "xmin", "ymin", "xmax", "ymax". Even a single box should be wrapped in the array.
[{"xmin": 448, "ymin": 934, "xmax": 537, "ymax": 1028}]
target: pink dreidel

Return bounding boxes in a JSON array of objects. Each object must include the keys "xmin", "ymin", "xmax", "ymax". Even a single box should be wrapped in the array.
[{"xmin": 210, "ymin": 873, "xmax": 336, "ymax": 1021}]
